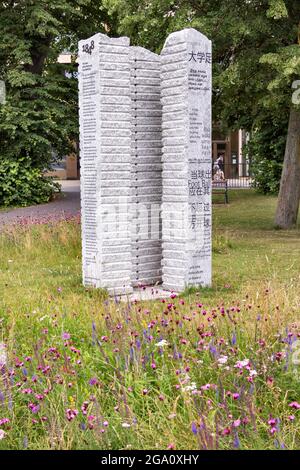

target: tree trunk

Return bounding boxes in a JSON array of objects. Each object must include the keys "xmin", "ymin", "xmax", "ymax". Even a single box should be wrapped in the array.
[
  {"xmin": 275, "ymin": 107, "xmax": 300, "ymax": 228},
  {"xmin": 24, "ymin": 36, "xmax": 52, "ymax": 76}
]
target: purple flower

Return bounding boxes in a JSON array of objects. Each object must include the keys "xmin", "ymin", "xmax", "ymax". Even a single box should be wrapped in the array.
[
  {"xmin": 89, "ymin": 377, "xmax": 99, "ymax": 386},
  {"xmin": 28, "ymin": 403, "xmax": 40, "ymax": 414},
  {"xmin": 191, "ymin": 422, "xmax": 198, "ymax": 435},
  {"xmin": 233, "ymin": 433, "xmax": 240, "ymax": 449},
  {"xmin": 62, "ymin": 332, "xmax": 71, "ymax": 340}
]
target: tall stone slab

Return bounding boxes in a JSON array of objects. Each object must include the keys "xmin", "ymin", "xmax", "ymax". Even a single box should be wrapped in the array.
[
  {"xmin": 130, "ymin": 47, "xmax": 163, "ymax": 287},
  {"xmin": 161, "ymin": 29, "xmax": 212, "ymax": 291},
  {"xmin": 79, "ymin": 33, "xmax": 133, "ymax": 294}
]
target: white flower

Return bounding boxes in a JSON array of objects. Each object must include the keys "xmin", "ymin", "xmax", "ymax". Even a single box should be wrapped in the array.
[
  {"xmin": 0, "ymin": 343, "xmax": 7, "ymax": 367},
  {"xmin": 182, "ymin": 382, "xmax": 197, "ymax": 393},
  {"xmin": 163, "ymin": 10, "xmax": 176, "ymax": 18},
  {"xmin": 122, "ymin": 423, "xmax": 131, "ymax": 428},
  {"xmin": 249, "ymin": 369, "xmax": 257, "ymax": 377},
  {"xmin": 155, "ymin": 340, "xmax": 169, "ymax": 348},
  {"xmin": 39, "ymin": 315, "xmax": 49, "ymax": 322},
  {"xmin": 0, "ymin": 430, "xmax": 6, "ymax": 440},
  {"xmin": 218, "ymin": 355, "xmax": 228, "ymax": 365}
]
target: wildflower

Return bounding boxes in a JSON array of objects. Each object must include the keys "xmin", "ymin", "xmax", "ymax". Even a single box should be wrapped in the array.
[
  {"xmin": 233, "ymin": 419, "xmax": 241, "ymax": 428},
  {"xmin": 66, "ymin": 409, "xmax": 79, "ymax": 422},
  {"xmin": 222, "ymin": 427, "xmax": 231, "ymax": 436},
  {"xmin": 289, "ymin": 401, "xmax": 300, "ymax": 409},
  {"xmin": 35, "ymin": 394, "xmax": 44, "ymax": 401},
  {"xmin": 232, "ymin": 393, "xmax": 240, "ymax": 400},
  {"xmin": 191, "ymin": 422, "xmax": 198, "ymax": 435},
  {"xmin": 89, "ymin": 377, "xmax": 99, "ymax": 386},
  {"xmin": 0, "ymin": 430, "xmax": 6, "ymax": 440},
  {"xmin": 182, "ymin": 382, "xmax": 197, "ymax": 393},
  {"xmin": 249, "ymin": 370, "xmax": 257, "ymax": 377},
  {"xmin": 0, "ymin": 419, "xmax": 9, "ymax": 426},
  {"xmin": 142, "ymin": 389, "xmax": 149, "ymax": 396},
  {"xmin": 0, "ymin": 344, "xmax": 7, "ymax": 368},
  {"xmin": 28, "ymin": 403, "xmax": 40, "ymax": 414},
  {"xmin": 87, "ymin": 415, "xmax": 96, "ymax": 429},
  {"xmin": 218, "ymin": 355, "xmax": 228, "ymax": 365},
  {"xmin": 81, "ymin": 402, "xmax": 89, "ymax": 415},
  {"xmin": 122, "ymin": 423, "xmax": 131, "ymax": 428},
  {"xmin": 62, "ymin": 332, "xmax": 71, "ymax": 340},
  {"xmin": 288, "ymin": 415, "xmax": 295, "ymax": 421},
  {"xmin": 233, "ymin": 433, "xmax": 240, "ymax": 449},
  {"xmin": 234, "ymin": 359, "xmax": 250, "ymax": 369},
  {"xmin": 266, "ymin": 377, "xmax": 274, "ymax": 387},
  {"xmin": 155, "ymin": 340, "xmax": 169, "ymax": 348},
  {"xmin": 242, "ymin": 417, "xmax": 250, "ymax": 425},
  {"xmin": 274, "ymin": 351, "xmax": 285, "ymax": 362},
  {"xmin": 151, "ymin": 362, "xmax": 157, "ymax": 370},
  {"xmin": 201, "ymin": 384, "xmax": 211, "ymax": 391},
  {"xmin": 167, "ymin": 443, "xmax": 175, "ymax": 450}
]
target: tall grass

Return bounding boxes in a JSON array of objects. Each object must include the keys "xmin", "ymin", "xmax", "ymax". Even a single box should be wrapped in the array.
[{"xmin": 0, "ymin": 192, "xmax": 299, "ymax": 450}]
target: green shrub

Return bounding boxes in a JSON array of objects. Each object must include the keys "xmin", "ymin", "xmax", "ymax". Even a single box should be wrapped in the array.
[
  {"xmin": 247, "ymin": 113, "xmax": 288, "ymax": 194},
  {"xmin": 251, "ymin": 158, "xmax": 283, "ymax": 194},
  {"xmin": 0, "ymin": 158, "xmax": 59, "ymax": 207}
]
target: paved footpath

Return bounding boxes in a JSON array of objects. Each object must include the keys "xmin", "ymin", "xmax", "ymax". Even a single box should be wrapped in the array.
[{"xmin": 0, "ymin": 180, "xmax": 81, "ymax": 227}]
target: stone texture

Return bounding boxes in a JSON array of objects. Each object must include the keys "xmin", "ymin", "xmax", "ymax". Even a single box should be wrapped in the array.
[
  {"xmin": 130, "ymin": 47, "xmax": 163, "ymax": 287},
  {"xmin": 79, "ymin": 33, "xmax": 133, "ymax": 295},
  {"xmin": 79, "ymin": 30, "xmax": 211, "ymax": 296},
  {"xmin": 161, "ymin": 28, "xmax": 212, "ymax": 291}
]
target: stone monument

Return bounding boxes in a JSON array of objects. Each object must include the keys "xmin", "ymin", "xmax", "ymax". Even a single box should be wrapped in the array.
[
  {"xmin": 79, "ymin": 28, "xmax": 212, "ymax": 295},
  {"xmin": 161, "ymin": 29, "xmax": 212, "ymax": 292},
  {"xmin": 79, "ymin": 34, "xmax": 132, "ymax": 294}
]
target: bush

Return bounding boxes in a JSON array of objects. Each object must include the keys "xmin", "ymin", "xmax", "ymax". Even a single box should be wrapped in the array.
[
  {"xmin": 251, "ymin": 158, "xmax": 283, "ymax": 194},
  {"xmin": 247, "ymin": 113, "xmax": 289, "ymax": 194},
  {"xmin": 0, "ymin": 158, "xmax": 59, "ymax": 207}
]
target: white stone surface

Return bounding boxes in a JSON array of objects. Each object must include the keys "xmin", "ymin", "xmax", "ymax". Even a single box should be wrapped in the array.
[
  {"xmin": 130, "ymin": 47, "xmax": 163, "ymax": 288},
  {"xmin": 79, "ymin": 33, "xmax": 133, "ymax": 295},
  {"xmin": 79, "ymin": 30, "xmax": 212, "ymax": 296},
  {"xmin": 119, "ymin": 286, "xmax": 178, "ymax": 302},
  {"xmin": 161, "ymin": 28, "xmax": 212, "ymax": 291}
]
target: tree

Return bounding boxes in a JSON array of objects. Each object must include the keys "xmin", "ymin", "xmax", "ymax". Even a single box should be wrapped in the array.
[
  {"xmin": 105, "ymin": 0, "xmax": 300, "ymax": 227},
  {"xmin": 0, "ymin": 0, "xmax": 115, "ymax": 205}
]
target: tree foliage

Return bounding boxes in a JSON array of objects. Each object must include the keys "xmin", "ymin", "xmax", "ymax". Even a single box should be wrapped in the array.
[
  {"xmin": 0, "ymin": 0, "xmax": 115, "ymax": 205},
  {"xmin": 104, "ymin": 0, "xmax": 299, "ymax": 124},
  {"xmin": 1, "ymin": 1, "xmax": 300, "ymax": 217}
]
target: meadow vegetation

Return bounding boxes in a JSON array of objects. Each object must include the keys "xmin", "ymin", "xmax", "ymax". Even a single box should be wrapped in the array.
[{"xmin": 0, "ymin": 190, "xmax": 299, "ymax": 450}]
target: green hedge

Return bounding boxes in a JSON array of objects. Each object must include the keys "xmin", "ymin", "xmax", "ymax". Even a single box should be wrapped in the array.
[
  {"xmin": 247, "ymin": 114, "xmax": 288, "ymax": 194},
  {"xmin": 0, "ymin": 158, "xmax": 59, "ymax": 207}
]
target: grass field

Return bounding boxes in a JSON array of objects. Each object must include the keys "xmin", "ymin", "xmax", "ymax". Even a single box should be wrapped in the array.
[{"xmin": 0, "ymin": 190, "xmax": 299, "ymax": 450}]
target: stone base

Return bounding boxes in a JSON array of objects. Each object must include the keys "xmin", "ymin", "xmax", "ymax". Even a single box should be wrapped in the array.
[{"xmin": 118, "ymin": 285, "xmax": 178, "ymax": 302}]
